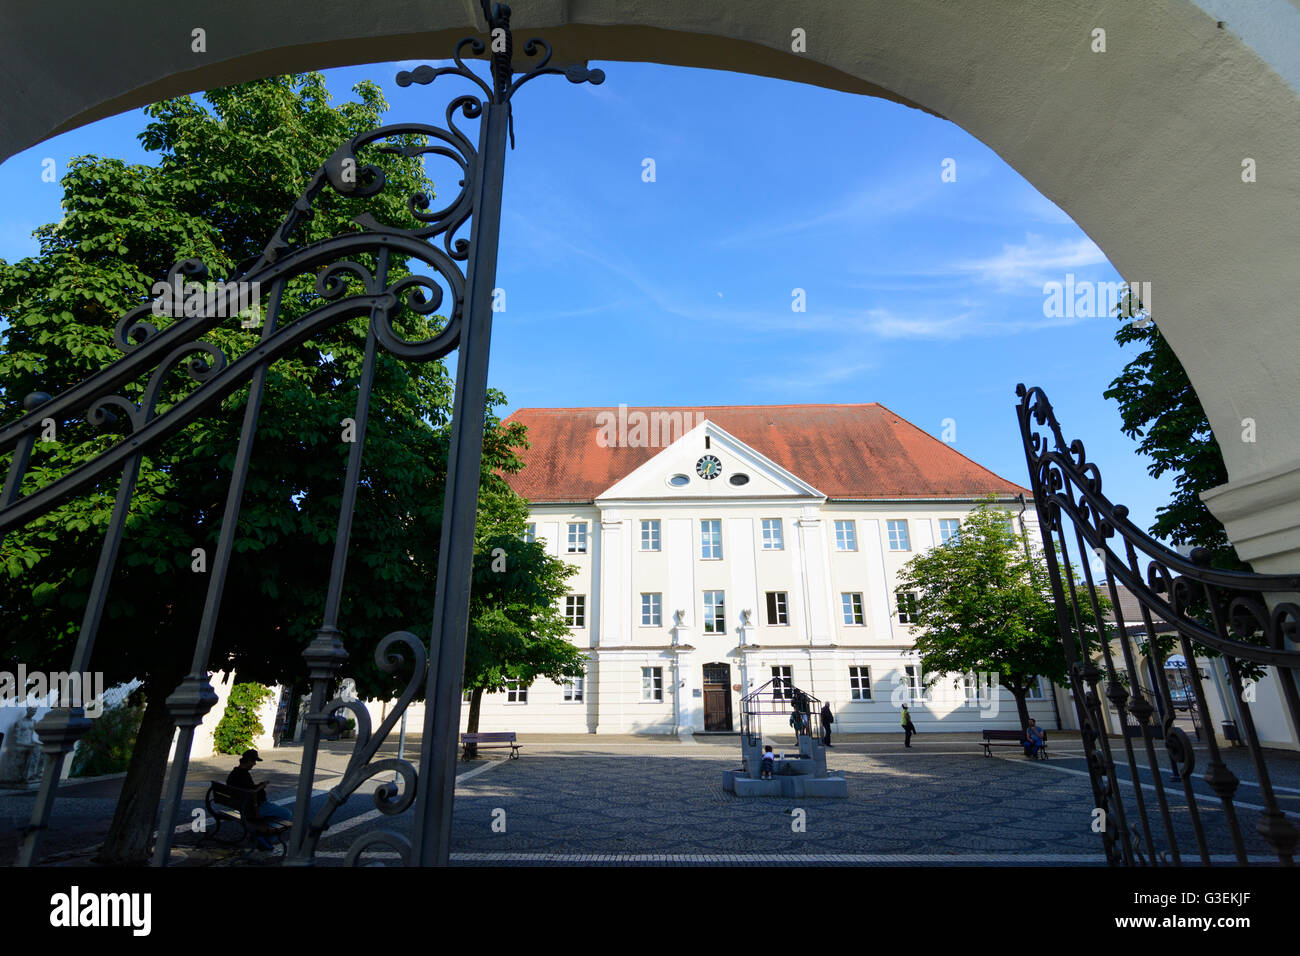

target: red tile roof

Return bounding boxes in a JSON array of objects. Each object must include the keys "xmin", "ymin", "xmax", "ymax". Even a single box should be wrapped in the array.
[{"xmin": 499, "ymin": 404, "xmax": 1028, "ymax": 503}]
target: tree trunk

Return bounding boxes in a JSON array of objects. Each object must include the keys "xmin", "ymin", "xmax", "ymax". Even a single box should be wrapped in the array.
[
  {"xmin": 95, "ymin": 674, "xmax": 179, "ymax": 864},
  {"xmin": 463, "ymin": 687, "xmax": 483, "ymax": 759},
  {"xmin": 1012, "ymin": 687, "xmax": 1031, "ymax": 733}
]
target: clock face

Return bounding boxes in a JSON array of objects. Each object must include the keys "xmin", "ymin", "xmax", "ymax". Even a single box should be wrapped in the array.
[{"xmin": 696, "ymin": 454, "xmax": 722, "ymax": 479}]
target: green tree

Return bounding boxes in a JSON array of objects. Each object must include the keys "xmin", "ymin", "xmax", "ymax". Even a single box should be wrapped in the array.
[
  {"xmin": 1102, "ymin": 304, "xmax": 1245, "ymax": 571},
  {"xmin": 69, "ymin": 694, "xmax": 145, "ymax": 778},
  {"xmin": 896, "ymin": 500, "xmax": 1107, "ymax": 730},
  {"xmin": 212, "ymin": 682, "xmax": 274, "ymax": 755},
  {"xmin": 461, "ymin": 523, "xmax": 585, "ymax": 757},
  {"xmin": 0, "ymin": 74, "xmax": 526, "ymax": 862}
]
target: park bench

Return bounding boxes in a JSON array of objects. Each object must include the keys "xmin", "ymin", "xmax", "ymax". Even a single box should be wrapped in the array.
[
  {"xmin": 980, "ymin": 728, "xmax": 1048, "ymax": 759},
  {"xmin": 200, "ymin": 781, "xmax": 292, "ymax": 854},
  {"xmin": 461, "ymin": 731, "xmax": 522, "ymax": 759}
]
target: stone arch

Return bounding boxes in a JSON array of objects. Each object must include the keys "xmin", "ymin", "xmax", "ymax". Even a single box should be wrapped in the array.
[{"xmin": 5, "ymin": 0, "xmax": 1299, "ymax": 566}]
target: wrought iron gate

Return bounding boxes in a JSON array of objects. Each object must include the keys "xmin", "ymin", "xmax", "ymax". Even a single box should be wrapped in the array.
[
  {"xmin": 1016, "ymin": 384, "xmax": 1300, "ymax": 865},
  {"xmin": 0, "ymin": 2, "xmax": 601, "ymax": 867}
]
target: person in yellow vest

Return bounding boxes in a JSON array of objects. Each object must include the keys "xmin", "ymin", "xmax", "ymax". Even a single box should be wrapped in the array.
[{"xmin": 901, "ymin": 704, "xmax": 916, "ymax": 748}]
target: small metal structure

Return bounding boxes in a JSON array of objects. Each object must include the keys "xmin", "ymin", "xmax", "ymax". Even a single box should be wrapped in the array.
[
  {"xmin": 740, "ymin": 679, "xmax": 823, "ymax": 747},
  {"xmin": 1016, "ymin": 384, "xmax": 1300, "ymax": 866},
  {"xmin": 1, "ymin": 1, "xmax": 602, "ymax": 866}
]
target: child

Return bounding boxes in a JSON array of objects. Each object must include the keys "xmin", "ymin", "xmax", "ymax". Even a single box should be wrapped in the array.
[{"xmin": 761, "ymin": 745, "xmax": 775, "ymax": 780}]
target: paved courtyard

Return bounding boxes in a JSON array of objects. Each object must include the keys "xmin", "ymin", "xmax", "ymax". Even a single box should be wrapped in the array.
[{"xmin": 4, "ymin": 733, "xmax": 1295, "ymax": 866}]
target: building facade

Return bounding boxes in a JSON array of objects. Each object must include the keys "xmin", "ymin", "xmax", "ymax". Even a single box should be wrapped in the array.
[{"xmin": 461, "ymin": 404, "xmax": 1060, "ymax": 735}]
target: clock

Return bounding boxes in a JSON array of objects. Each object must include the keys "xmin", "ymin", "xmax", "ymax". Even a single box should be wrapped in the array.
[{"xmin": 696, "ymin": 454, "xmax": 722, "ymax": 479}]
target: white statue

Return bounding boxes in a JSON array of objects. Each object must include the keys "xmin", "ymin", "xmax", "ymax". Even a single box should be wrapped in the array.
[{"xmin": 0, "ymin": 706, "xmax": 40, "ymax": 787}]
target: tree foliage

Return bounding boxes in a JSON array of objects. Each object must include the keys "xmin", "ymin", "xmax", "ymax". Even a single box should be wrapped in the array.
[
  {"xmin": 1102, "ymin": 308, "xmax": 1244, "ymax": 571},
  {"xmin": 0, "ymin": 73, "xmax": 538, "ymax": 860},
  {"xmin": 461, "ymin": 527, "xmax": 585, "ymax": 753},
  {"xmin": 212, "ymin": 682, "xmax": 274, "ymax": 755},
  {"xmin": 69, "ymin": 697, "xmax": 145, "ymax": 778},
  {"xmin": 896, "ymin": 500, "xmax": 1108, "ymax": 729}
]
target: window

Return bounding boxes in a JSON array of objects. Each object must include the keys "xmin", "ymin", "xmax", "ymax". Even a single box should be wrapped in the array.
[
  {"xmin": 703, "ymin": 590, "xmax": 725, "ymax": 633},
  {"xmin": 523, "ymin": 523, "xmax": 536, "ymax": 544},
  {"xmin": 841, "ymin": 592, "xmax": 864, "ymax": 625},
  {"xmin": 765, "ymin": 591, "xmax": 789, "ymax": 626},
  {"xmin": 462, "ymin": 689, "xmax": 472, "ymax": 703},
  {"xmin": 834, "ymin": 520, "xmax": 857, "ymax": 551},
  {"xmin": 563, "ymin": 672, "xmax": 585, "ymax": 702},
  {"xmin": 565, "ymin": 595, "xmax": 586, "ymax": 628},
  {"xmin": 701, "ymin": 519, "xmax": 722, "ymax": 559},
  {"xmin": 761, "ymin": 518, "xmax": 784, "ymax": 550},
  {"xmin": 771, "ymin": 665, "xmax": 793, "ymax": 701},
  {"xmin": 938, "ymin": 519, "xmax": 960, "ymax": 545},
  {"xmin": 567, "ymin": 522, "xmax": 587, "ymax": 553},
  {"xmin": 896, "ymin": 591, "xmax": 919, "ymax": 624},
  {"xmin": 640, "ymin": 519, "xmax": 661, "ymax": 551},
  {"xmin": 641, "ymin": 667, "xmax": 663, "ymax": 702},
  {"xmin": 506, "ymin": 680, "xmax": 528, "ymax": 704},
  {"xmin": 641, "ymin": 592, "xmax": 662, "ymax": 627},
  {"xmin": 849, "ymin": 666, "xmax": 872, "ymax": 701},
  {"xmin": 1026, "ymin": 676, "xmax": 1045, "ymax": 700},
  {"xmin": 903, "ymin": 665, "xmax": 924, "ymax": 702},
  {"xmin": 887, "ymin": 519, "xmax": 911, "ymax": 551}
]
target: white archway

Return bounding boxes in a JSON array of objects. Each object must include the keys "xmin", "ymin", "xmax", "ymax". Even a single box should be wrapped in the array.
[{"xmin": 4, "ymin": 0, "xmax": 1299, "ymax": 567}]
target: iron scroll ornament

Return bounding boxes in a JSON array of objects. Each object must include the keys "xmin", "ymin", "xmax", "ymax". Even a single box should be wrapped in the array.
[
  {"xmin": 1016, "ymin": 383, "xmax": 1300, "ymax": 866},
  {"xmin": 1, "ymin": 120, "xmax": 471, "ymax": 867},
  {"xmin": 2, "ymin": 3, "xmax": 605, "ymax": 866}
]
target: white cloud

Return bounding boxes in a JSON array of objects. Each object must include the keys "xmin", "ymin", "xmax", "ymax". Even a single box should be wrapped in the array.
[
  {"xmin": 710, "ymin": 174, "xmax": 945, "ymax": 248},
  {"xmin": 954, "ymin": 234, "xmax": 1107, "ymax": 292},
  {"xmin": 747, "ymin": 359, "xmax": 878, "ymax": 390}
]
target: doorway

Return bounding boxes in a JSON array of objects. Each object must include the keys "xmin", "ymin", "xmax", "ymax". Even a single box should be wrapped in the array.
[{"xmin": 702, "ymin": 662, "xmax": 733, "ymax": 732}]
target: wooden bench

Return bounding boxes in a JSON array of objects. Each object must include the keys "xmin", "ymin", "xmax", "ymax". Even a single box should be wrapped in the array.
[
  {"xmin": 981, "ymin": 729, "xmax": 1048, "ymax": 759},
  {"xmin": 461, "ymin": 732, "xmax": 522, "ymax": 759},
  {"xmin": 199, "ymin": 781, "xmax": 292, "ymax": 854}
]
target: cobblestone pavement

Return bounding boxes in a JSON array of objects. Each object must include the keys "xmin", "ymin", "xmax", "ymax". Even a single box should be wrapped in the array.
[{"xmin": 5, "ymin": 734, "xmax": 1295, "ymax": 866}]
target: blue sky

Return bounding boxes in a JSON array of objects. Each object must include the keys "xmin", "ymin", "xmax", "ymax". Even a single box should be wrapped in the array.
[{"xmin": 0, "ymin": 58, "xmax": 1178, "ymax": 538}]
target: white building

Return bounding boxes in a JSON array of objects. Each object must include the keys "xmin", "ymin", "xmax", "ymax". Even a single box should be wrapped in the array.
[{"xmin": 462, "ymin": 404, "xmax": 1060, "ymax": 736}]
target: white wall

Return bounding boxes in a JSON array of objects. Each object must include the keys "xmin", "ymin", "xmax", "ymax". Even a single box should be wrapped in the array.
[{"xmin": 468, "ymin": 494, "xmax": 1052, "ymax": 735}]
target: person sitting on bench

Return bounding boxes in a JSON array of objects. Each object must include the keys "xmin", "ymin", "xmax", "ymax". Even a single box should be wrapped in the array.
[
  {"xmin": 1023, "ymin": 719, "xmax": 1045, "ymax": 759},
  {"xmin": 227, "ymin": 749, "xmax": 290, "ymax": 849}
]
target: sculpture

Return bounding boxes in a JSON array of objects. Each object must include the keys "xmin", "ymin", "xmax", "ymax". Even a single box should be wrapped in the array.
[{"xmin": 0, "ymin": 707, "xmax": 41, "ymax": 787}]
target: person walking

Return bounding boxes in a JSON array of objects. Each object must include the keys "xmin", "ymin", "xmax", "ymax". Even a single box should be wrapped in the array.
[
  {"xmin": 901, "ymin": 703, "xmax": 917, "ymax": 748},
  {"xmin": 820, "ymin": 702, "xmax": 834, "ymax": 747}
]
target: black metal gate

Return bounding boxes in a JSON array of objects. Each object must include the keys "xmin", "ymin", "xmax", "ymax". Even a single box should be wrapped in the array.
[
  {"xmin": 0, "ymin": 2, "xmax": 601, "ymax": 867},
  {"xmin": 1016, "ymin": 384, "xmax": 1300, "ymax": 865}
]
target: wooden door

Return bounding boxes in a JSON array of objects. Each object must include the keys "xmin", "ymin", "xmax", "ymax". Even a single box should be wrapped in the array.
[{"xmin": 702, "ymin": 663, "xmax": 732, "ymax": 731}]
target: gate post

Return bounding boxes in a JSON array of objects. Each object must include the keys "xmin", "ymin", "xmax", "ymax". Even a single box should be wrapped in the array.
[{"xmin": 409, "ymin": 96, "xmax": 509, "ymax": 868}]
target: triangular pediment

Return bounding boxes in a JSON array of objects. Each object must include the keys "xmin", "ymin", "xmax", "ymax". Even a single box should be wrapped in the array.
[{"xmin": 596, "ymin": 420, "xmax": 823, "ymax": 501}]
